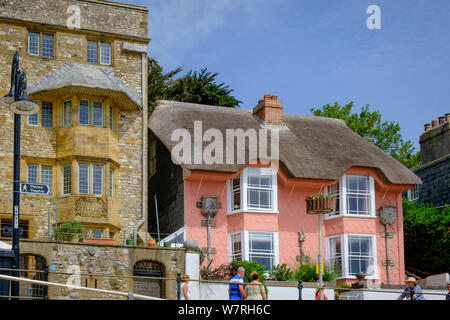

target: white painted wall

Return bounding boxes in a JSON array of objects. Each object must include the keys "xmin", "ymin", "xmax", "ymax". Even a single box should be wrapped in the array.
[
  {"xmin": 198, "ymin": 282, "xmax": 334, "ymax": 300},
  {"xmin": 184, "ymin": 252, "xmax": 200, "ymax": 300}
]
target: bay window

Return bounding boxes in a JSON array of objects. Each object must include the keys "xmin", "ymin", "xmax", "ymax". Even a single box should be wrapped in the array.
[
  {"xmin": 326, "ymin": 234, "xmax": 378, "ymax": 279},
  {"xmin": 325, "ymin": 174, "xmax": 375, "ymax": 219},
  {"xmin": 228, "ymin": 167, "xmax": 277, "ymax": 213},
  {"xmin": 229, "ymin": 231, "xmax": 279, "ymax": 270}
]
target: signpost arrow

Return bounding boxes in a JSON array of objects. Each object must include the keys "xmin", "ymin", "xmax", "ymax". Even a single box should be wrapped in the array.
[{"xmin": 20, "ymin": 182, "xmax": 50, "ymax": 196}]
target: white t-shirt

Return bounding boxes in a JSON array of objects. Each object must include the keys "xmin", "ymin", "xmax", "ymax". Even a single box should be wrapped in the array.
[{"xmin": 180, "ymin": 282, "xmax": 191, "ymax": 300}]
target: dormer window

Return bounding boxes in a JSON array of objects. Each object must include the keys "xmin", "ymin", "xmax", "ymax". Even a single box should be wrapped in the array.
[
  {"xmin": 228, "ymin": 167, "xmax": 278, "ymax": 214},
  {"xmin": 325, "ymin": 174, "xmax": 375, "ymax": 219}
]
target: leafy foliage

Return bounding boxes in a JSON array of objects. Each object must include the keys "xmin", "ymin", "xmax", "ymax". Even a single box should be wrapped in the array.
[
  {"xmin": 148, "ymin": 58, "xmax": 241, "ymax": 115},
  {"xmin": 231, "ymin": 260, "xmax": 267, "ymax": 284},
  {"xmin": 292, "ymin": 256, "xmax": 339, "ymax": 282},
  {"xmin": 403, "ymin": 199, "xmax": 450, "ymax": 274},
  {"xmin": 54, "ymin": 220, "xmax": 85, "ymax": 242},
  {"xmin": 310, "ymin": 102, "xmax": 420, "ymax": 168},
  {"xmin": 268, "ymin": 263, "xmax": 294, "ymax": 281}
]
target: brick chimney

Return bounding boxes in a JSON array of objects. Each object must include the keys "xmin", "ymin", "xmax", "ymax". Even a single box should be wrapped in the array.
[{"xmin": 252, "ymin": 94, "xmax": 283, "ymax": 126}]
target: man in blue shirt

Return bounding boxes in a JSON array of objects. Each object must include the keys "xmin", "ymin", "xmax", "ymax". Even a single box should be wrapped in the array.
[
  {"xmin": 229, "ymin": 267, "xmax": 246, "ymax": 300},
  {"xmin": 397, "ymin": 277, "xmax": 426, "ymax": 300}
]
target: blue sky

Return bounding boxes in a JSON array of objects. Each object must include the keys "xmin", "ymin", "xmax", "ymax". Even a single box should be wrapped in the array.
[{"xmin": 123, "ymin": 0, "xmax": 450, "ymax": 150}]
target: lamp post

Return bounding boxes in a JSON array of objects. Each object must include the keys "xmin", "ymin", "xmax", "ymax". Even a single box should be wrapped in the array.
[{"xmin": 0, "ymin": 51, "xmax": 40, "ymax": 299}]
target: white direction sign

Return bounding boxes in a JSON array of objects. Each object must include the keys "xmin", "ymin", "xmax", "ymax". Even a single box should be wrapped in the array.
[{"xmin": 20, "ymin": 182, "xmax": 50, "ymax": 196}]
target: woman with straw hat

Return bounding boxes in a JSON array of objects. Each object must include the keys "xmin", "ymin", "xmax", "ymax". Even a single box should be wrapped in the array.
[{"xmin": 397, "ymin": 277, "xmax": 425, "ymax": 300}]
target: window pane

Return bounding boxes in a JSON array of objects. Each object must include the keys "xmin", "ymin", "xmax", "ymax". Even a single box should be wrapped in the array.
[
  {"xmin": 63, "ymin": 100, "xmax": 72, "ymax": 126},
  {"xmin": 109, "ymin": 105, "xmax": 114, "ymax": 130},
  {"xmin": 92, "ymin": 230, "xmax": 103, "ymax": 239},
  {"xmin": 231, "ymin": 233, "xmax": 242, "ymax": 260},
  {"xmin": 347, "ymin": 176, "xmax": 358, "ymax": 193},
  {"xmin": 27, "ymin": 165, "xmax": 38, "ymax": 183},
  {"xmin": 246, "ymin": 172, "xmax": 273, "ymax": 210},
  {"xmin": 42, "ymin": 34, "xmax": 53, "ymax": 58},
  {"xmin": 347, "ymin": 236, "xmax": 373, "ymax": 276},
  {"xmin": 41, "ymin": 166, "xmax": 52, "ymax": 193},
  {"xmin": 63, "ymin": 165, "xmax": 72, "ymax": 195},
  {"xmin": 249, "ymin": 254, "xmax": 273, "ymax": 270},
  {"xmin": 109, "ymin": 168, "xmax": 114, "ymax": 198},
  {"xmin": 87, "ymin": 41, "xmax": 98, "ymax": 63},
  {"xmin": 28, "ymin": 32, "xmax": 39, "ymax": 56},
  {"xmin": 231, "ymin": 177, "xmax": 240, "ymax": 210},
  {"xmin": 79, "ymin": 99, "xmax": 90, "ymax": 125},
  {"xmin": 249, "ymin": 232, "xmax": 273, "ymax": 252},
  {"xmin": 41, "ymin": 102, "xmax": 53, "ymax": 128},
  {"xmin": 93, "ymin": 101, "xmax": 103, "ymax": 126},
  {"xmin": 78, "ymin": 164, "xmax": 89, "ymax": 194},
  {"xmin": 100, "ymin": 42, "xmax": 111, "ymax": 65},
  {"xmin": 92, "ymin": 165, "xmax": 103, "ymax": 195}
]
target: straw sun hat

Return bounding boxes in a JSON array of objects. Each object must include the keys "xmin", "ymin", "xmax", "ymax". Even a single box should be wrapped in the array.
[{"xmin": 405, "ymin": 277, "xmax": 417, "ymax": 284}]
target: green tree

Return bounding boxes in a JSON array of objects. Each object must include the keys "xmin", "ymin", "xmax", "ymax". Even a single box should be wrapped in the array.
[
  {"xmin": 166, "ymin": 69, "xmax": 241, "ymax": 108},
  {"xmin": 403, "ymin": 199, "xmax": 450, "ymax": 274},
  {"xmin": 310, "ymin": 102, "xmax": 420, "ymax": 168},
  {"xmin": 148, "ymin": 58, "xmax": 241, "ymax": 115},
  {"xmin": 54, "ymin": 220, "xmax": 85, "ymax": 242},
  {"xmin": 147, "ymin": 57, "xmax": 182, "ymax": 114}
]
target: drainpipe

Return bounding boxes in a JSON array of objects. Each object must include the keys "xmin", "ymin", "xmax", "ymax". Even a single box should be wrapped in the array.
[
  {"xmin": 385, "ymin": 223, "xmax": 391, "ymax": 284},
  {"xmin": 133, "ymin": 52, "xmax": 148, "ymax": 245}
]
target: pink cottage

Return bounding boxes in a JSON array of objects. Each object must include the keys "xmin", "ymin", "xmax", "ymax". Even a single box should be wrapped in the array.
[{"xmin": 148, "ymin": 96, "xmax": 420, "ymax": 285}]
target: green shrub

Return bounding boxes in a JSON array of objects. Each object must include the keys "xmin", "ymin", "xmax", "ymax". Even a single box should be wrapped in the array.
[
  {"xmin": 54, "ymin": 220, "xmax": 85, "ymax": 242},
  {"xmin": 269, "ymin": 264, "xmax": 294, "ymax": 281},
  {"xmin": 338, "ymin": 283, "xmax": 351, "ymax": 288},
  {"xmin": 403, "ymin": 199, "xmax": 450, "ymax": 274},
  {"xmin": 293, "ymin": 256, "xmax": 339, "ymax": 282},
  {"xmin": 231, "ymin": 260, "xmax": 268, "ymax": 297}
]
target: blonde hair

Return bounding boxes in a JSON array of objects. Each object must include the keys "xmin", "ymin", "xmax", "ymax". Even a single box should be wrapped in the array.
[{"xmin": 181, "ymin": 274, "xmax": 190, "ymax": 282}]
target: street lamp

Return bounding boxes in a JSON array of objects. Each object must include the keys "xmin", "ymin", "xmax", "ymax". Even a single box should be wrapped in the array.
[{"xmin": 0, "ymin": 51, "xmax": 39, "ymax": 299}]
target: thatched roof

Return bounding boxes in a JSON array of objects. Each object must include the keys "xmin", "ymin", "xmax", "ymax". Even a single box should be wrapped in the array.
[
  {"xmin": 149, "ymin": 100, "xmax": 421, "ymax": 185},
  {"xmin": 29, "ymin": 63, "xmax": 141, "ymax": 111}
]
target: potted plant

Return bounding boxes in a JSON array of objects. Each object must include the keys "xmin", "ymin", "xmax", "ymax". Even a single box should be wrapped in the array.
[
  {"xmin": 148, "ymin": 238, "xmax": 157, "ymax": 247},
  {"xmin": 126, "ymin": 238, "xmax": 134, "ymax": 245},
  {"xmin": 163, "ymin": 242, "xmax": 172, "ymax": 248},
  {"xmin": 305, "ymin": 194, "xmax": 335, "ymax": 214}
]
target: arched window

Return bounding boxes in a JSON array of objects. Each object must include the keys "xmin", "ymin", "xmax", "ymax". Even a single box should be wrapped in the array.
[
  {"xmin": 133, "ymin": 260, "xmax": 164, "ymax": 298},
  {"xmin": 19, "ymin": 254, "xmax": 46, "ymax": 299}
]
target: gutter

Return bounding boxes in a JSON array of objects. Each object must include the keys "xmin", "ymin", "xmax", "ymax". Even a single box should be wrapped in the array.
[{"xmin": 133, "ymin": 52, "xmax": 148, "ymax": 244}]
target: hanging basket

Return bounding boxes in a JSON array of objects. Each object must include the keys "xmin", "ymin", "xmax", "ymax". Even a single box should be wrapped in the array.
[{"xmin": 306, "ymin": 198, "xmax": 334, "ymax": 214}]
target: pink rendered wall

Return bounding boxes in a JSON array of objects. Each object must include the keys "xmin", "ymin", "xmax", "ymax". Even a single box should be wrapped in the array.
[{"xmin": 183, "ymin": 167, "xmax": 410, "ymax": 284}]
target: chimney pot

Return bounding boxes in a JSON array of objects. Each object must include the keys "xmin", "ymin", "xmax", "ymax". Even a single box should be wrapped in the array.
[
  {"xmin": 431, "ymin": 120, "xmax": 437, "ymax": 128},
  {"xmin": 424, "ymin": 123, "xmax": 431, "ymax": 132},
  {"xmin": 439, "ymin": 116, "xmax": 445, "ymax": 125},
  {"xmin": 445, "ymin": 113, "xmax": 450, "ymax": 123},
  {"xmin": 253, "ymin": 94, "xmax": 283, "ymax": 126}
]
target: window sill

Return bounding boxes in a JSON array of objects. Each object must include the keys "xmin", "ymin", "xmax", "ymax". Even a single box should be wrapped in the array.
[
  {"xmin": 324, "ymin": 214, "xmax": 377, "ymax": 221},
  {"xmin": 226, "ymin": 209, "xmax": 279, "ymax": 216}
]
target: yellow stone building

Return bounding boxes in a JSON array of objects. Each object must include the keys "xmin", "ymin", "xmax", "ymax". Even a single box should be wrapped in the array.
[{"xmin": 0, "ymin": 0, "xmax": 149, "ymax": 244}]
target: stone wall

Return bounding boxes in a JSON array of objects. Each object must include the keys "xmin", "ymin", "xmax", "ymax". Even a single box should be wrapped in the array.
[
  {"xmin": 0, "ymin": 0, "xmax": 148, "ymax": 38},
  {"xmin": 414, "ymin": 156, "xmax": 450, "ymax": 207},
  {"xmin": 6, "ymin": 239, "xmax": 185, "ymax": 300}
]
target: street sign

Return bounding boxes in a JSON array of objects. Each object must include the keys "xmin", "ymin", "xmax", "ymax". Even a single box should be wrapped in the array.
[{"xmin": 20, "ymin": 182, "xmax": 50, "ymax": 196}]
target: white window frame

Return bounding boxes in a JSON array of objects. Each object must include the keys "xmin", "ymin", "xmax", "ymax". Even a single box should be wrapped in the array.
[
  {"xmin": 62, "ymin": 100, "xmax": 72, "ymax": 127},
  {"xmin": 228, "ymin": 230, "xmax": 279, "ymax": 270},
  {"xmin": 325, "ymin": 174, "xmax": 376, "ymax": 220},
  {"xmin": 407, "ymin": 185, "xmax": 419, "ymax": 202},
  {"xmin": 28, "ymin": 32, "xmax": 40, "ymax": 56},
  {"xmin": 62, "ymin": 164, "xmax": 72, "ymax": 196},
  {"xmin": 227, "ymin": 167, "xmax": 278, "ymax": 215},
  {"xmin": 326, "ymin": 234, "xmax": 378, "ymax": 280}
]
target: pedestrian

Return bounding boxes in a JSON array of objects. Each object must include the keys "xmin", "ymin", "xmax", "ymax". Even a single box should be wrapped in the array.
[
  {"xmin": 397, "ymin": 277, "xmax": 425, "ymax": 300},
  {"xmin": 180, "ymin": 274, "xmax": 191, "ymax": 300},
  {"xmin": 446, "ymin": 282, "xmax": 450, "ymax": 301},
  {"xmin": 229, "ymin": 266, "xmax": 246, "ymax": 300},
  {"xmin": 245, "ymin": 271, "xmax": 267, "ymax": 300},
  {"xmin": 315, "ymin": 284, "xmax": 328, "ymax": 300}
]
